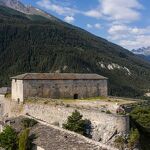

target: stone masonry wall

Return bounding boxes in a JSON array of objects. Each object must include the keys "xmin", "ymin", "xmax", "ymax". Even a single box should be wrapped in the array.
[
  {"xmin": 23, "ymin": 103, "xmax": 129, "ymax": 143},
  {"xmin": 12, "ymin": 79, "xmax": 24, "ymax": 102},
  {"xmin": 23, "ymin": 79, "xmax": 107, "ymax": 99},
  {"xmin": 0, "ymin": 98, "xmax": 129, "ymax": 144}
]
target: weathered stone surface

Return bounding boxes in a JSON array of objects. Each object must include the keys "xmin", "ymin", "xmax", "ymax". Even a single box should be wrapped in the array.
[
  {"xmin": 8, "ymin": 116, "xmax": 117, "ymax": 150},
  {"xmin": 23, "ymin": 103, "xmax": 129, "ymax": 144},
  {"xmin": 11, "ymin": 73, "xmax": 108, "ymax": 102},
  {"xmin": 0, "ymin": 98, "xmax": 129, "ymax": 148}
]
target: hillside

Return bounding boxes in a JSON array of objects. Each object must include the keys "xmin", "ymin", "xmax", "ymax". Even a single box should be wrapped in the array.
[{"xmin": 0, "ymin": 5, "xmax": 150, "ymax": 98}]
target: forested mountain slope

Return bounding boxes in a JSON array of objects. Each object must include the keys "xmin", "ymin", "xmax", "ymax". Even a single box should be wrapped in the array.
[{"xmin": 0, "ymin": 5, "xmax": 150, "ymax": 97}]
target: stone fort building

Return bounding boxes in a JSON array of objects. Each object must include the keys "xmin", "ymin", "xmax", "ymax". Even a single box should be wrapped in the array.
[{"xmin": 11, "ymin": 73, "xmax": 108, "ymax": 102}]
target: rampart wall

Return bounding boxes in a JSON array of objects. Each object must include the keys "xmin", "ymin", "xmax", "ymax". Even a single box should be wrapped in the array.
[
  {"xmin": 0, "ymin": 99, "xmax": 129, "ymax": 144},
  {"xmin": 23, "ymin": 103, "xmax": 129, "ymax": 143}
]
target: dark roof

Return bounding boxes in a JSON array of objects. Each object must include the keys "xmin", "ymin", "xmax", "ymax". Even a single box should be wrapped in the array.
[
  {"xmin": 11, "ymin": 73, "xmax": 107, "ymax": 80},
  {"xmin": 8, "ymin": 116, "xmax": 108, "ymax": 150},
  {"xmin": 0, "ymin": 87, "xmax": 11, "ymax": 95}
]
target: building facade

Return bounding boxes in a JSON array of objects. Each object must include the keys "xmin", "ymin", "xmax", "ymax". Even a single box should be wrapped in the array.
[{"xmin": 11, "ymin": 73, "xmax": 108, "ymax": 102}]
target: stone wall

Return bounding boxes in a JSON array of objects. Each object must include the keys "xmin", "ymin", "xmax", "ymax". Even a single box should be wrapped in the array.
[
  {"xmin": 23, "ymin": 103, "xmax": 129, "ymax": 143},
  {"xmin": 0, "ymin": 98, "xmax": 129, "ymax": 144},
  {"xmin": 0, "ymin": 96, "xmax": 129, "ymax": 144},
  {"xmin": 0, "ymin": 98, "xmax": 23, "ymax": 118},
  {"xmin": 12, "ymin": 79, "xmax": 24, "ymax": 102},
  {"xmin": 23, "ymin": 79, "xmax": 107, "ymax": 100}
]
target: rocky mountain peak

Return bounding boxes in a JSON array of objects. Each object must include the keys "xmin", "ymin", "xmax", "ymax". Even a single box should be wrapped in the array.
[
  {"xmin": 0, "ymin": 0, "xmax": 56, "ymax": 20},
  {"xmin": 132, "ymin": 46, "xmax": 150, "ymax": 56}
]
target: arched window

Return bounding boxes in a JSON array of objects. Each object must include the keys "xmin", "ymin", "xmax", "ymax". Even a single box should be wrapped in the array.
[{"xmin": 74, "ymin": 94, "xmax": 78, "ymax": 99}]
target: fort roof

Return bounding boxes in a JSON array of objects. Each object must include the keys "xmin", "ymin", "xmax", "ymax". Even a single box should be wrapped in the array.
[
  {"xmin": 11, "ymin": 73, "xmax": 108, "ymax": 80},
  {"xmin": 7, "ymin": 116, "xmax": 111, "ymax": 150}
]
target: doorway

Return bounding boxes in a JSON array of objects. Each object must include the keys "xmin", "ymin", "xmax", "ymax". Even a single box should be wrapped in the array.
[{"xmin": 74, "ymin": 94, "xmax": 78, "ymax": 99}]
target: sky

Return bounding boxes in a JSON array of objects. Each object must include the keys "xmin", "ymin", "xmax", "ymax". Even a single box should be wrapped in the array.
[{"xmin": 21, "ymin": 0, "xmax": 150, "ymax": 50}]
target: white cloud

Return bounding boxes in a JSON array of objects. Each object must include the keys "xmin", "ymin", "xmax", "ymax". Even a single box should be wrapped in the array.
[
  {"xmin": 108, "ymin": 24, "xmax": 150, "ymax": 39},
  {"xmin": 37, "ymin": 0, "xmax": 143, "ymax": 24},
  {"xmin": 85, "ymin": 0, "xmax": 143, "ymax": 23},
  {"xmin": 37, "ymin": 0, "xmax": 79, "ymax": 16},
  {"xmin": 64, "ymin": 16, "xmax": 75, "ymax": 23},
  {"xmin": 120, "ymin": 35, "xmax": 150, "ymax": 50},
  {"xmin": 108, "ymin": 24, "xmax": 150, "ymax": 49},
  {"xmin": 87, "ymin": 24, "xmax": 93, "ymax": 28},
  {"xmin": 95, "ymin": 23, "xmax": 101, "ymax": 29},
  {"xmin": 36, "ymin": 0, "xmax": 149, "ymax": 50},
  {"xmin": 86, "ymin": 23, "xmax": 101, "ymax": 29},
  {"xmin": 85, "ymin": 10, "xmax": 102, "ymax": 19}
]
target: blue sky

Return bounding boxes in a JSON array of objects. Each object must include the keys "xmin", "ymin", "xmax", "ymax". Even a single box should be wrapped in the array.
[{"xmin": 21, "ymin": 0, "xmax": 150, "ymax": 50}]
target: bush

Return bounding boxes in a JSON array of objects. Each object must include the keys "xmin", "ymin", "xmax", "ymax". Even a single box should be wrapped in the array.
[
  {"xmin": 19, "ymin": 128, "xmax": 30, "ymax": 150},
  {"xmin": 65, "ymin": 104, "xmax": 70, "ymax": 107},
  {"xmin": 63, "ymin": 110, "xmax": 91, "ymax": 136},
  {"xmin": 130, "ymin": 106, "xmax": 150, "ymax": 150},
  {"xmin": 128, "ymin": 128, "xmax": 140, "ymax": 149},
  {"xmin": 21, "ymin": 118, "xmax": 38, "ymax": 128},
  {"xmin": 130, "ymin": 106, "xmax": 150, "ymax": 131},
  {"xmin": 114, "ymin": 136, "xmax": 126, "ymax": 150},
  {"xmin": 117, "ymin": 111, "xmax": 126, "ymax": 115},
  {"xmin": 106, "ymin": 110, "xmax": 111, "ymax": 114},
  {"xmin": 0, "ymin": 126, "xmax": 18, "ymax": 150}
]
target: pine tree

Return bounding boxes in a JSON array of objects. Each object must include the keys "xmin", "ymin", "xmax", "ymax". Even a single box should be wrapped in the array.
[
  {"xmin": 63, "ymin": 110, "xmax": 89, "ymax": 135},
  {"xmin": 0, "ymin": 126, "xmax": 18, "ymax": 150}
]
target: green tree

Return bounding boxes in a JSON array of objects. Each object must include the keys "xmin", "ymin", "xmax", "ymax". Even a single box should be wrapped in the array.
[
  {"xmin": 21, "ymin": 118, "xmax": 37, "ymax": 129},
  {"xmin": 19, "ymin": 128, "xmax": 30, "ymax": 150},
  {"xmin": 63, "ymin": 110, "xmax": 91, "ymax": 136},
  {"xmin": 0, "ymin": 126, "xmax": 18, "ymax": 150}
]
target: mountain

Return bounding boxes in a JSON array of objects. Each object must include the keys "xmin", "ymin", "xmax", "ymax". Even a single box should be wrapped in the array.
[
  {"xmin": 132, "ymin": 47, "xmax": 150, "ymax": 56},
  {"xmin": 0, "ymin": 0, "xmax": 56, "ymax": 20},
  {"xmin": 0, "ymin": 2, "xmax": 150, "ymax": 98},
  {"xmin": 132, "ymin": 47, "xmax": 150, "ymax": 62}
]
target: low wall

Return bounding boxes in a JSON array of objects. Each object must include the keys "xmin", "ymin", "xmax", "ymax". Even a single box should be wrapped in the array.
[{"xmin": 23, "ymin": 103, "xmax": 130, "ymax": 143}]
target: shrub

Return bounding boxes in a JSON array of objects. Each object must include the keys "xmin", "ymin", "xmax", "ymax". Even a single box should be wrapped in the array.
[
  {"xmin": 65, "ymin": 104, "xmax": 70, "ymax": 107},
  {"xmin": 130, "ymin": 106, "xmax": 150, "ymax": 131},
  {"xmin": 106, "ymin": 110, "xmax": 111, "ymax": 114},
  {"xmin": 130, "ymin": 106, "xmax": 150, "ymax": 150},
  {"xmin": 0, "ymin": 126, "xmax": 18, "ymax": 150},
  {"xmin": 128, "ymin": 128, "xmax": 140, "ymax": 149},
  {"xmin": 63, "ymin": 110, "xmax": 91, "ymax": 136},
  {"xmin": 44, "ymin": 101, "xmax": 49, "ymax": 104},
  {"xmin": 117, "ymin": 111, "xmax": 126, "ymax": 115},
  {"xmin": 21, "ymin": 118, "xmax": 38, "ymax": 128},
  {"xmin": 19, "ymin": 128, "xmax": 30, "ymax": 150},
  {"xmin": 114, "ymin": 136, "xmax": 126, "ymax": 150}
]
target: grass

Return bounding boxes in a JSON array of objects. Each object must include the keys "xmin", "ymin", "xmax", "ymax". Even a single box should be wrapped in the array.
[
  {"xmin": 81, "ymin": 96, "xmax": 107, "ymax": 100},
  {"xmin": 25, "ymin": 96, "xmax": 140, "ymax": 109},
  {"xmin": 5, "ymin": 93, "xmax": 11, "ymax": 98}
]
